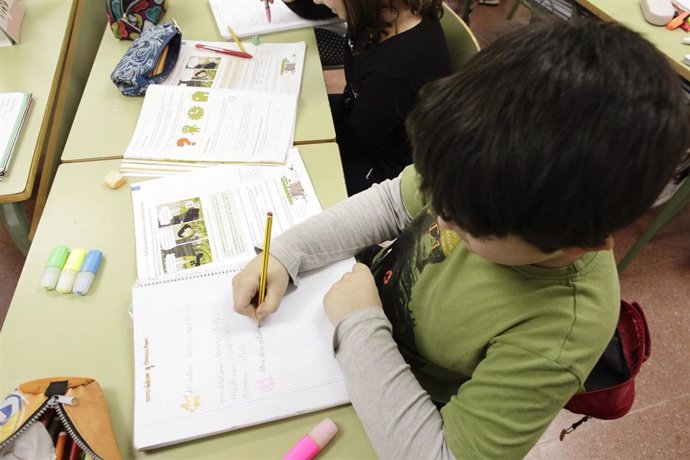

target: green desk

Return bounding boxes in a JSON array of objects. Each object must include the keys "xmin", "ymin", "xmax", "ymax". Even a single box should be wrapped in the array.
[
  {"xmin": 0, "ymin": 144, "xmax": 376, "ymax": 459},
  {"xmin": 0, "ymin": 0, "xmax": 84, "ymax": 254},
  {"xmin": 575, "ymin": 0, "xmax": 690, "ymax": 81},
  {"xmin": 61, "ymin": 0, "xmax": 336, "ymax": 163}
]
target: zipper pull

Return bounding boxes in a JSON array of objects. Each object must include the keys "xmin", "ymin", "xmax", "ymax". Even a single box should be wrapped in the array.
[{"xmin": 49, "ymin": 395, "xmax": 80, "ymax": 406}]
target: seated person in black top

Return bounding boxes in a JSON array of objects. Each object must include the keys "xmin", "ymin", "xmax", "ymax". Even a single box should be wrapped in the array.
[{"xmin": 273, "ymin": 0, "xmax": 451, "ymax": 195}]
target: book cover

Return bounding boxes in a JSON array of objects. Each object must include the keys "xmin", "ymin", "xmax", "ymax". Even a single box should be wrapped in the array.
[{"xmin": 0, "ymin": 0, "xmax": 26, "ymax": 45}]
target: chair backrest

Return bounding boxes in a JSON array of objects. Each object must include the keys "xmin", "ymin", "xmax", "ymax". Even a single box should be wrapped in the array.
[{"xmin": 440, "ymin": 2, "xmax": 480, "ymax": 72}]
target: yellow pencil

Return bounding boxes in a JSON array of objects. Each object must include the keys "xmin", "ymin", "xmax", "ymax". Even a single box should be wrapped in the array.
[
  {"xmin": 227, "ymin": 25, "xmax": 247, "ymax": 54},
  {"xmin": 258, "ymin": 212, "xmax": 273, "ymax": 306}
]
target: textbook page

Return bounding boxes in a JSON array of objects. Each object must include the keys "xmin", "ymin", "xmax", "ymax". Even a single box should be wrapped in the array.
[
  {"xmin": 131, "ymin": 149, "xmax": 322, "ymax": 279},
  {"xmin": 164, "ymin": 40, "xmax": 306, "ymax": 96},
  {"xmin": 121, "ymin": 85, "xmax": 297, "ymax": 175},
  {"xmin": 209, "ymin": 0, "xmax": 343, "ymax": 38},
  {"xmin": 132, "ymin": 258, "xmax": 352, "ymax": 450}
]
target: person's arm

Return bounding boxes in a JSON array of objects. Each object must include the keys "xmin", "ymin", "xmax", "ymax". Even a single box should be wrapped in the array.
[
  {"xmin": 270, "ymin": 176, "xmax": 412, "ymax": 283},
  {"xmin": 332, "ymin": 308, "xmax": 583, "ymax": 459},
  {"xmin": 282, "ymin": 0, "xmax": 336, "ymax": 20}
]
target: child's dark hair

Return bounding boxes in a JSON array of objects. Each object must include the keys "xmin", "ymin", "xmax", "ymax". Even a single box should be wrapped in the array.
[
  {"xmin": 407, "ymin": 20, "xmax": 690, "ymax": 253},
  {"xmin": 347, "ymin": 0, "xmax": 443, "ymax": 49}
]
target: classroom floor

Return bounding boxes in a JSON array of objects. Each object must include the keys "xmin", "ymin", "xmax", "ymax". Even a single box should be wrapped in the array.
[{"xmin": 0, "ymin": 1, "xmax": 688, "ymax": 458}]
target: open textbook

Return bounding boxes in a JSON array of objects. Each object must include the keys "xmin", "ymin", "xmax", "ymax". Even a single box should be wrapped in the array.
[
  {"xmin": 121, "ymin": 84, "xmax": 297, "ymax": 176},
  {"xmin": 209, "ymin": 0, "xmax": 342, "ymax": 39},
  {"xmin": 132, "ymin": 258, "xmax": 352, "ymax": 450},
  {"xmin": 164, "ymin": 40, "xmax": 306, "ymax": 96},
  {"xmin": 131, "ymin": 148, "xmax": 322, "ymax": 279},
  {"xmin": 122, "ymin": 41, "xmax": 306, "ymax": 176}
]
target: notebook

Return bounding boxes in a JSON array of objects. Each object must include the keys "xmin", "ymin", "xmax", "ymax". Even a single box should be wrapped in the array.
[
  {"xmin": 132, "ymin": 259, "xmax": 352, "ymax": 450},
  {"xmin": 208, "ymin": 0, "xmax": 343, "ymax": 39},
  {"xmin": 0, "ymin": 92, "xmax": 31, "ymax": 180}
]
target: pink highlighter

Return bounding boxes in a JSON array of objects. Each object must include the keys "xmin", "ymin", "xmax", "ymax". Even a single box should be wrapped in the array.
[{"xmin": 283, "ymin": 418, "xmax": 338, "ymax": 460}]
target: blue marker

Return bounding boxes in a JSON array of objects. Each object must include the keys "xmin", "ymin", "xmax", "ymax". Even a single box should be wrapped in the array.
[{"xmin": 73, "ymin": 250, "xmax": 103, "ymax": 296}]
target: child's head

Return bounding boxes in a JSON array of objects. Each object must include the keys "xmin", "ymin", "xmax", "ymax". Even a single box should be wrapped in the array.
[
  {"xmin": 408, "ymin": 20, "xmax": 690, "ymax": 254},
  {"xmin": 321, "ymin": 0, "xmax": 442, "ymax": 45}
]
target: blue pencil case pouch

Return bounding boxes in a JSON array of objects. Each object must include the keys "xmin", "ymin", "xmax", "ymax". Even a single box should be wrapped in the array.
[{"xmin": 111, "ymin": 22, "xmax": 181, "ymax": 96}]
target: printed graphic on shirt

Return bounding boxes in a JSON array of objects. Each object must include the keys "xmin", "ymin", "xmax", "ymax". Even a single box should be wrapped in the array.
[{"xmin": 371, "ymin": 205, "xmax": 455, "ymax": 369}]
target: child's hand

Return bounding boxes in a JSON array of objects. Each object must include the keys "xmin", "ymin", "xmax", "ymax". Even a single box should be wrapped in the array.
[
  {"xmin": 232, "ymin": 254, "xmax": 289, "ymax": 322},
  {"xmin": 324, "ymin": 263, "xmax": 382, "ymax": 326}
]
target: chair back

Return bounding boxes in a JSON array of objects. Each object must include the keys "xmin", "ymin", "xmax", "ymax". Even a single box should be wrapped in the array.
[{"xmin": 440, "ymin": 2, "xmax": 480, "ymax": 72}]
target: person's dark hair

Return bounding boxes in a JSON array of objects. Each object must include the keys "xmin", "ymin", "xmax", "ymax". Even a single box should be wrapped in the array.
[
  {"xmin": 347, "ymin": 0, "xmax": 443, "ymax": 49},
  {"xmin": 407, "ymin": 20, "xmax": 690, "ymax": 253}
]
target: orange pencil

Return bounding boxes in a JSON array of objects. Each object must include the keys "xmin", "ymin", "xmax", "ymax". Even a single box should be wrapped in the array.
[{"xmin": 55, "ymin": 432, "xmax": 68, "ymax": 460}]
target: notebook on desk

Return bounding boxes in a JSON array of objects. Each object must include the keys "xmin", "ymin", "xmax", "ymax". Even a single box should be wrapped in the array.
[
  {"xmin": 0, "ymin": 92, "xmax": 31, "ymax": 181},
  {"xmin": 132, "ymin": 259, "xmax": 352, "ymax": 450},
  {"xmin": 208, "ymin": 0, "xmax": 342, "ymax": 38}
]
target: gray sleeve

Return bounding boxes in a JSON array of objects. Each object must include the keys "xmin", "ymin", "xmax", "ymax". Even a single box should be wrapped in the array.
[
  {"xmin": 333, "ymin": 308, "xmax": 457, "ymax": 460},
  {"xmin": 269, "ymin": 176, "xmax": 412, "ymax": 283}
]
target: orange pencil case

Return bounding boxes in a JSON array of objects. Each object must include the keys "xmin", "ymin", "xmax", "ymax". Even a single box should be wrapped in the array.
[{"xmin": 0, "ymin": 377, "xmax": 122, "ymax": 460}]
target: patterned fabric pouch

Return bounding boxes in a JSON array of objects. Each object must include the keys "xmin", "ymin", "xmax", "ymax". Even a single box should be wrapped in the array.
[
  {"xmin": 0, "ymin": 377, "xmax": 122, "ymax": 460},
  {"xmin": 110, "ymin": 22, "xmax": 181, "ymax": 97},
  {"xmin": 107, "ymin": 0, "xmax": 168, "ymax": 40}
]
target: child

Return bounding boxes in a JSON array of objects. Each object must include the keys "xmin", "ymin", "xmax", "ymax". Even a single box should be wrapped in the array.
[
  {"xmin": 233, "ymin": 21, "xmax": 689, "ymax": 458},
  {"xmin": 278, "ymin": 0, "xmax": 451, "ymax": 195}
]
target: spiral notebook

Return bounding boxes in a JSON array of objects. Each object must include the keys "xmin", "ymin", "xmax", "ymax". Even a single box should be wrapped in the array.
[{"xmin": 132, "ymin": 259, "xmax": 353, "ymax": 450}]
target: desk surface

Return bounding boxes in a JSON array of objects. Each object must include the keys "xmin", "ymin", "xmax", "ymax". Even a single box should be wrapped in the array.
[
  {"xmin": 0, "ymin": 143, "xmax": 376, "ymax": 459},
  {"xmin": 61, "ymin": 0, "xmax": 336, "ymax": 163},
  {"xmin": 0, "ymin": 0, "xmax": 75, "ymax": 202},
  {"xmin": 576, "ymin": 0, "xmax": 690, "ymax": 81}
]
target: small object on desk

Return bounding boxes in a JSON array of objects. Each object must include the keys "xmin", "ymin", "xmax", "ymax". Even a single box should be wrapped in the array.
[
  {"xmin": 0, "ymin": 0, "xmax": 26, "ymax": 45},
  {"xmin": 56, "ymin": 248, "xmax": 87, "ymax": 294},
  {"xmin": 682, "ymin": 36, "xmax": 690, "ymax": 44},
  {"xmin": 195, "ymin": 43, "xmax": 253, "ymax": 59},
  {"xmin": 252, "ymin": 34, "xmax": 261, "ymax": 46},
  {"xmin": 283, "ymin": 418, "xmax": 338, "ymax": 460},
  {"xmin": 265, "ymin": 0, "xmax": 272, "ymax": 23},
  {"xmin": 226, "ymin": 25, "xmax": 247, "ymax": 53},
  {"xmin": 104, "ymin": 170, "xmax": 126, "ymax": 189},
  {"xmin": 73, "ymin": 250, "xmax": 103, "ymax": 296},
  {"xmin": 640, "ymin": 0, "xmax": 674, "ymax": 26},
  {"xmin": 666, "ymin": 11, "xmax": 689, "ymax": 30},
  {"xmin": 681, "ymin": 21, "xmax": 690, "ymax": 31},
  {"xmin": 682, "ymin": 53, "xmax": 690, "ymax": 66},
  {"xmin": 41, "ymin": 245, "xmax": 70, "ymax": 290}
]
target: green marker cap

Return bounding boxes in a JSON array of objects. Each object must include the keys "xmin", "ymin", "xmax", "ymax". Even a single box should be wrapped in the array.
[
  {"xmin": 64, "ymin": 248, "xmax": 87, "ymax": 271},
  {"xmin": 46, "ymin": 245, "xmax": 70, "ymax": 268}
]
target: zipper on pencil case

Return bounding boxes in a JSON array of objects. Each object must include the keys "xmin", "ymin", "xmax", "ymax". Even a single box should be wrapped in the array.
[{"xmin": 0, "ymin": 395, "xmax": 102, "ymax": 460}]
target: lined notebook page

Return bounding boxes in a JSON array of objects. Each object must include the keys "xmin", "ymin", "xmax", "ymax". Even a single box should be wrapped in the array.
[{"xmin": 132, "ymin": 260, "xmax": 353, "ymax": 450}]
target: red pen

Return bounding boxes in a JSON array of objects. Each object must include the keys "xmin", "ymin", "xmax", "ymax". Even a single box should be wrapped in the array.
[
  {"xmin": 194, "ymin": 43, "xmax": 253, "ymax": 59},
  {"xmin": 265, "ymin": 0, "xmax": 272, "ymax": 23}
]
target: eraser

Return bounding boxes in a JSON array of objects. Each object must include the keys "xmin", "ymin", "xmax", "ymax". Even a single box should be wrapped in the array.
[
  {"xmin": 683, "ymin": 53, "xmax": 690, "ymax": 66},
  {"xmin": 640, "ymin": 0, "xmax": 674, "ymax": 26},
  {"xmin": 252, "ymin": 35, "xmax": 261, "ymax": 45},
  {"xmin": 105, "ymin": 170, "xmax": 126, "ymax": 189}
]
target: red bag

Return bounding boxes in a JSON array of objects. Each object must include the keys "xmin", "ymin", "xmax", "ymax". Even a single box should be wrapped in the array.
[{"xmin": 560, "ymin": 300, "xmax": 651, "ymax": 439}]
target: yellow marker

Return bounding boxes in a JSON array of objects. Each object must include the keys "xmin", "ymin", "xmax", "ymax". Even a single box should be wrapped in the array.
[
  {"xmin": 227, "ymin": 25, "xmax": 247, "ymax": 53},
  {"xmin": 56, "ymin": 248, "xmax": 87, "ymax": 294}
]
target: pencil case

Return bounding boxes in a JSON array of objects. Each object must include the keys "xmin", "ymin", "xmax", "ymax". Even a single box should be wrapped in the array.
[
  {"xmin": 111, "ymin": 22, "xmax": 181, "ymax": 97},
  {"xmin": 107, "ymin": 0, "xmax": 168, "ymax": 40},
  {"xmin": 0, "ymin": 377, "xmax": 122, "ymax": 460}
]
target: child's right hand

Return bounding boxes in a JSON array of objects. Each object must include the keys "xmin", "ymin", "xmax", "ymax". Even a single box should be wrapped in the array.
[{"xmin": 232, "ymin": 254, "xmax": 289, "ymax": 322}]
